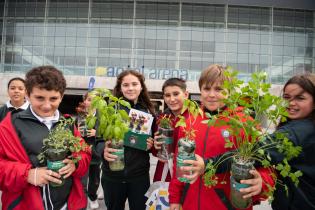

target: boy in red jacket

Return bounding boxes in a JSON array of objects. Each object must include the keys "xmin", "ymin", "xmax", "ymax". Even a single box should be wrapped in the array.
[
  {"xmin": 153, "ymin": 78, "xmax": 189, "ymax": 182},
  {"xmin": 0, "ymin": 66, "xmax": 91, "ymax": 210},
  {"xmin": 168, "ymin": 64, "xmax": 273, "ymax": 210}
]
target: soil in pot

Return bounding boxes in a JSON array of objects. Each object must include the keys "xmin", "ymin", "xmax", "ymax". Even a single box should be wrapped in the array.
[
  {"xmin": 109, "ymin": 140, "xmax": 125, "ymax": 171},
  {"xmin": 46, "ymin": 148, "xmax": 69, "ymax": 187},
  {"xmin": 176, "ymin": 138, "xmax": 196, "ymax": 183},
  {"xmin": 230, "ymin": 158, "xmax": 254, "ymax": 209}
]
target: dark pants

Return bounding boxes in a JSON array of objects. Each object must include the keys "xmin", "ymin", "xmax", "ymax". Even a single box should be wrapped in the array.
[
  {"xmin": 101, "ymin": 175, "xmax": 150, "ymax": 210},
  {"xmin": 82, "ymin": 163, "xmax": 101, "ymax": 201}
]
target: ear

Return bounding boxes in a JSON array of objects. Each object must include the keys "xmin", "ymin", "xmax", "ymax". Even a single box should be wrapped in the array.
[{"xmin": 184, "ymin": 91, "xmax": 189, "ymax": 99}]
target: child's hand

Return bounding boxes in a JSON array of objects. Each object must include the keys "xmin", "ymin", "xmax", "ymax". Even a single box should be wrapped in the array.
[
  {"xmin": 182, "ymin": 154, "xmax": 205, "ymax": 184},
  {"xmin": 104, "ymin": 141, "xmax": 118, "ymax": 162},
  {"xmin": 27, "ymin": 167, "xmax": 61, "ymax": 186},
  {"xmin": 239, "ymin": 170, "xmax": 262, "ymax": 198},
  {"xmin": 59, "ymin": 159, "xmax": 76, "ymax": 178},
  {"xmin": 87, "ymin": 129, "xmax": 96, "ymax": 137},
  {"xmin": 147, "ymin": 137, "xmax": 154, "ymax": 150}
]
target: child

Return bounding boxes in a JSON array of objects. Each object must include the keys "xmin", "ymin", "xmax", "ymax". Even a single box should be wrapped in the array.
[
  {"xmin": 153, "ymin": 78, "xmax": 189, "ymax": 182},
  {"xmin": 76, "ymin": 92, "xmax": 101, "ymax": 209},
  {"xmin": 168, "ymin": 64, "xmax": 272, "ymax": 210},
  {"xmin": 269, "ymin": 74, "xmax": 315, "ymax": 210},
  {"xmin": 0, "ymin": 66, "xmax": 91, "ymax": 210},
  {"xmin": 0, "ymin": 77, "xmax": 29, "ymax": 121},
  {"xmin": 96, "ymin": 70, "xmax": 155, "ymax": 210}
]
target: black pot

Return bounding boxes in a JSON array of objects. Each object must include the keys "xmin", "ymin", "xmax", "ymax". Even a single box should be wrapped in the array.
[{"xmin": 46, "ymin": 148, "xmax": 69, "ymax": 187}]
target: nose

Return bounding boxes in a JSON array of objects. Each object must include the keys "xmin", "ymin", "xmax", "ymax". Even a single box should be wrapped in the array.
[{"xmin": 42, "ymin": 101, "xmax": 52, "ymax": 110}]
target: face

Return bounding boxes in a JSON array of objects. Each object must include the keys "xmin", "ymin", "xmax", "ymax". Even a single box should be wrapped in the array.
[
  {"xmin": 200, "ymin": 81, "xmax": 226, "ymax": 111},
  {"xmin": 84, "ymin": 95, "xmax": 92, "ymax": 109},
  {"xmin": 28, "ymin": 87, "xmax": 63, "ymax": 117},
  {"xmin": 163, "ymin": 86, "xmax": 188, "ymax": 115},
  {"xmin": 8, "ymin": 80, "xmax": 26, "ymax": 106},
  {"xmin": 121, "ymin": 74, "xmax": 142, "ymax": 103},
  {"xmin": 283, "ymin": 84, "xmax": 314, "ymax": 120}
]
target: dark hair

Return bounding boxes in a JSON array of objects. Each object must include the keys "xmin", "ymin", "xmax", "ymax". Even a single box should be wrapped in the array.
[
  {"xmin": 7, "ymin": 77, "xmax": 25, "ymax": 89},
  {"xmin": 162, "ymin": 78, "xmax": 187, "ymax": 93},
  {"xmin": 25, "ymin": 66, "xmax": 66, "ymax": 95},
  {"xmin": 283, "ymin": 73, "xmax": 315, "ymax": 121},
  {"xmin": 113, "ymin": 70, "xmax": 155, "ymax": 115},
  {"xmin": 198, "ymin": 64, "xmax": 230, "ymax": 90}
]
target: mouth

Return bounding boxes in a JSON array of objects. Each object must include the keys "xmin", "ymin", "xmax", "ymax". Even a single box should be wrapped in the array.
[{"xmin": 287, "ymin": 107, "xmax": 298, "ymax": 114}]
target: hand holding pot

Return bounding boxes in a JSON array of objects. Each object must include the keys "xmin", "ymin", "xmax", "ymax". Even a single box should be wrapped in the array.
[
  {"xmin": 59, "ymin": 159, "xmax": 76, "ymax": 178},
  {"xmin": 27, "ymin": 167, "xmax": 62, "ymax": 186},
  {"xmin": 104, "ymin": 141, "xmax": 118, "ymax": 162},
  {"xmin": 181, "ymin": 154, "xmax": 205, "ymax": 184},
  {"xmin": 239, "ymin": 169, "xmax": 262, "ymax": 198},
  {"xmin": 146, "ymin": 137, "xmax": 154, "ymax": 150},
  {"xmin": 153, "ymin": 131, "xmax": 163, "ymax": 150},
  {"xmin": 87, "ymin": 128, "xmax": 96, "ymax": 137}
]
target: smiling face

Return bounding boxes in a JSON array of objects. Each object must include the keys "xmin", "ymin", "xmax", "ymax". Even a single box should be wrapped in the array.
[
  {"xmin": 28, "ymin": 87, "xmax": 63, "ymax": 117},
  {"xmin": 283, "ymin": 83, "xmax": 314, "ymax": 120},
  {"xmin": 200, "ymin": 81, "xmax": 226, "ymax": 111},
  {"xmin": 121, "ymin": 74, "xmax": 142, "ymax": 103},
  {"xmin": 163, "ymin": 86, "xmax": 188, "ymax": 116},
  {"xmin": 8, "ymin": 79, "xmax": 26, "ymax": 107}
]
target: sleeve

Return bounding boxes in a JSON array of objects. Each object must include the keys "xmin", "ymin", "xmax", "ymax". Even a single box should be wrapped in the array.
[
  {"xmin": 0, "ymin": 136, "xmax": 32, "ymax": 192},
  {"xmin": 71, "ymin": 125, "xmax": 91, "ymax": 177}
]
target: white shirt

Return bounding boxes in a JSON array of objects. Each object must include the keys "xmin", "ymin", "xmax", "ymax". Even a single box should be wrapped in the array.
[
  {"xmin": 6, "ymin": 100, "xmax": 29, "ymax": 110},
  {"xmin": 30, "ymin": 106, "xmax": 60, "ymax": 130}
]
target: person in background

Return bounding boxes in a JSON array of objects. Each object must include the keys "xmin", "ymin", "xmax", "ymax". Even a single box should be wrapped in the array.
[
  {"xmin": 153, "ymin": 78, "xmax": 189, "ymax": 182},
  {"xmin": 168, "ymin": 64, "xmax": 273, "ymax": 210},
  {"xmin": 96, "ymin": 70, "xmax": 155, "ymax": 210},
  {"xmin": 76, "ymin": 92, "xmax": 102, "ymax": 209},
  {"xmin": 0, "ymin": 66, "xmax": 91, "ymax": 210},
  {"xmin": 0, "ymin": 77, "xmax": 29, "ymax": 121},
  {"xmin": 268, "ymin": 74, "xmax": 315, "ymax": 210}
]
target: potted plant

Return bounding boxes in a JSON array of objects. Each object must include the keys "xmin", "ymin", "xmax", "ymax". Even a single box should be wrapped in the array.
[
  {"xmin": 175, "ymin": 99, "xmax": 203, "ymax": 183},
  {"xmin": 37, "ymin": 117, "xmax": 89, "ymax": 187},
  {"xmin": 203, "ymin": 70, "xmax": 302, "ymax": 208},
  {"xmin": 156, "ymin": 114, "xmax": 174, "ymax": 161},
  {"xmin": 86, "ymin": 88, "xmax": 131, "ymax": 171}
]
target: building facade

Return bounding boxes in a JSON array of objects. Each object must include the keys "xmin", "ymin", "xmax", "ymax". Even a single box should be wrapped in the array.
[{"xmin": 0, "ymin": 0, "xmax": 314, "ymax": 110}]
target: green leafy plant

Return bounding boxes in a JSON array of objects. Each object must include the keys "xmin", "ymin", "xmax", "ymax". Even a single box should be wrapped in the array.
[
  {"xmin": 86, "ymin": 88, "xmax": 131, "ymax": 142},
  {"xmin": 37, "ymin": 117, "xmax": 88, "ymax": 164},
  {"xmin": 175, "ymin": 99, "xmax": 203, "ymax": 140},
  {"xmin": 158, "ymin": 115, "xmax": 172, "ymax": 129},
  {"xmin": 202, "ymin": 69, "xmax": 302, "ymax": 199}
]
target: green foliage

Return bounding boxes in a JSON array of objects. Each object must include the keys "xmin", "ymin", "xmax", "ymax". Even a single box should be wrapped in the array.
[
  {"xmin": 37, "ymin": 117, "xmax": 88, "ymax": 163},
  {"xmin": 158, "ymin": 115, "xmax": 172, "ymax": 129},
  {"xmin": 86, "ymin": 88, "xmax": 131, "ymax": 142},
  {"xmin": 175, "ymin": 99, "xmax": 203, "ymax": 140},
  {"xmin": 203, "ymin": 68, "xmax": 302, "ymax": 199}
]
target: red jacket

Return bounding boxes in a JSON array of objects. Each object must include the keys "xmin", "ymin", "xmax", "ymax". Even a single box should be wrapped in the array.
[
  {"xmin": 169, "ymin": 108, "xmax": 274, "ymax": 210},
  {"xmin": 153, "ymin": 110, "xmax": 189, "ymax": 182},
  {"xmin": 0, "ymin": 113, "xmax": 91, "ymax": 210}
]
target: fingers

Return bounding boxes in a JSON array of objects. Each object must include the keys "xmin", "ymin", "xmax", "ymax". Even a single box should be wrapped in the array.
[
  {"xmin": 59, "ymin": 159, "xmax": 76, "ymax": 178},
  {"xmin": 239, "ymin": 170, "xmax": 262, "ymax": 198},
  {"xmin": 87, "ymin": 129, "xmax": 96, "ymax": 137},
  {"xmin": 104, "ymin": 142, "xmax": 118, "ymax": 162},
  {"xmin": 153, "ymin": 139, "xmax": 163, "ymax": 150},
  {"xmin": 147, "ymin": 137, "xmax": 154, "ymax": 150},
  {"xmin": 44, "ymin": 169, "xmax": 62, "ymax": 185}
]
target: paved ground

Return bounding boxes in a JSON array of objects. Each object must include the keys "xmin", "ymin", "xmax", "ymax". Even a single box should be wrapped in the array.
[{"xmin": 0, "ymin": 155, "xmax": 271, "ymax": 210}]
